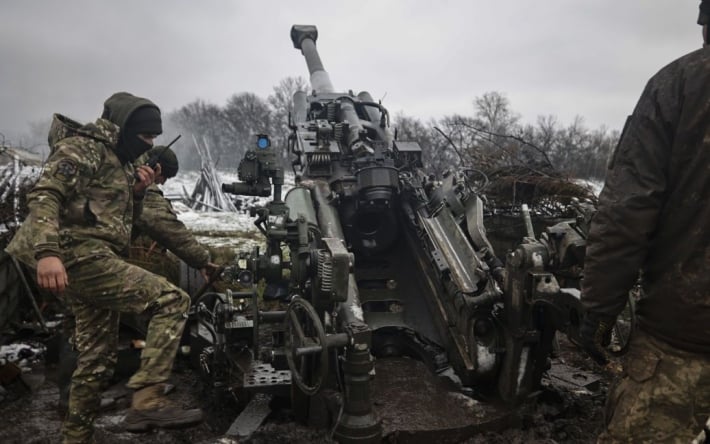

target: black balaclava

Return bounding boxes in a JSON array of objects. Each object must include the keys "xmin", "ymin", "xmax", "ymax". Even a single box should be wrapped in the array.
[
  {"xmin": 121, "ymin": 106, "xmax": 162, "ymax": 163},
  {"xmin": 101, "ymin": 92, "xmax": 162, "ymax": 164}
]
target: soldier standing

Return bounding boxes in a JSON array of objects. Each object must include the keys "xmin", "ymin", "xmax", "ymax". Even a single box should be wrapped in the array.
[
  {"xmin": 580, "ymin": 3, "xmax": 710, "ymax": 442},
  {"xmin": 6, "ymin": 92, "xmax": 203, "ymax": 443},
  {"xmin": 55, "ymin": 145, "xmax": 219, "ymax": 415}
]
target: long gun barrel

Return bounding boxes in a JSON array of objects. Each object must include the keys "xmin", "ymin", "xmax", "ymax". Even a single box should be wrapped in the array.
[{"xmin": 290, "ymin": 25, "xmax": 334, "ymax": 94}]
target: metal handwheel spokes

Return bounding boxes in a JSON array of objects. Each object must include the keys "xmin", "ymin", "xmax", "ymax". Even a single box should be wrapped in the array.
[{"xmin": 283, "ymin": 296, "xmax": 328, "ymax": 395}]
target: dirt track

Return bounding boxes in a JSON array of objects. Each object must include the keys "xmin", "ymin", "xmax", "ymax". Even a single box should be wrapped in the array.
[{"xmin": 0, "ymin": 333, "xmax": 615, "ymax": 444}]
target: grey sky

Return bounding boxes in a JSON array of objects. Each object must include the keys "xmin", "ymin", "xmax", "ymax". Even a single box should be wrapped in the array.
[{"xmin": 0, "ymin": 0, "xmax": 702, "ymax": 145}]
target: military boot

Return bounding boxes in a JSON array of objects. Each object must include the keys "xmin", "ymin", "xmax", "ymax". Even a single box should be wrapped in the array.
[
  {"xmin": 57, "ymin": 335, "xmax": 78, "ymax": 417},
  {"xmin": 122, "ymin": 383, "xmax": 203, "ymax": 432}
]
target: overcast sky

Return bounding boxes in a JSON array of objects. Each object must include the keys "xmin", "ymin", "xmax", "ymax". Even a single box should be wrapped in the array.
[{"xmin": 0, "ymin": 1, "xmax": 703, "ymax": 145}]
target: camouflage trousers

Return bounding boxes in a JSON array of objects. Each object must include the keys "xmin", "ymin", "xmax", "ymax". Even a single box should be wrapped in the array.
[
  {"xmin": 60, "ymin": 255, "xmax": 190, "ymax": 444},
  {"xmin": 599, "ymin": 329, "xmax": 710, "ymax": 443}
]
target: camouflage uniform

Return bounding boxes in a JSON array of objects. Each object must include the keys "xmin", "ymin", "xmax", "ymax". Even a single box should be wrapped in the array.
[
  {"xmin": 600, "ymin": 330, "xmax": 710, "ymax": 443},
  {"xmin": 53, "ymin": 153, "xmax": 210, "ymax": 419},
  {"xmin": 6, "ymin": 97, "xmax": 191, "ymax": 443},
  {"xmin": 582, "ymin": 45, "xmax": 710, "ymax": 440},
  {"xmin": 133, "ymin": 184, "xmax": 210, "ymax": 269}
]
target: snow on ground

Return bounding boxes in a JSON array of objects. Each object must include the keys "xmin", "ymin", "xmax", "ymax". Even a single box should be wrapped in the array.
[
  {"xmin": 1, "ymin": 158, "xmax": 603, "ymax": 249},
  {"xmin": 574, "ymin": 178, "xmax": 604, "ymax": 197},
  {"xmin": 0, "ymin": 160, "xmax": 291, "ymax": 251},
  {"xmin": 0, "ymin": 148, "xmax": 43, "ymax": 232},
  {"xmin": 171, "ymin": 199, "xmax": 261, "ymax": 250},
  {"xmin": 161, "ymin": 168, "xmax": 294, "ymax": 250},
  {"xmin": 0, "ymin": 342, "xmax": 46, "ymax": 369}
]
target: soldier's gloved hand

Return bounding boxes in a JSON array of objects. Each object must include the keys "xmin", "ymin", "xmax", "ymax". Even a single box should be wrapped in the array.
[
  {"xmin": 200, "ymin": 262, "xmax": 220, "ymax": 282},
  {"xmin": 579, "ymin": 312, "xmax": 615, "ymax": 365},
  {"xmin": 37, "ymin": 255, "xmax": 69, "ymax": 295}
]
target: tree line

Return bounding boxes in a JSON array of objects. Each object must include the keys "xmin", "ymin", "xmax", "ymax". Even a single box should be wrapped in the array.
[
  {"xmin": 13, "ymin": 79, "xmax": 618, "ymax": 180},
  {"xmin": 169, "ymin": 82, "xmax": 617, "ymax": 180},
  {"xmin": 395, "ymin": 91, "xmax": 618, "ymax": 180},
  {"xmin": 166, "ymin": 76, "xmax": 308, "ymax": 170}
]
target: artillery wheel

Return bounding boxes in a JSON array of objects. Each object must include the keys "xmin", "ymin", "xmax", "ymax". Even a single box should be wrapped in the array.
[{"xmin": 283, "ymin": 296, "xmax": 328, "ymax": 395}]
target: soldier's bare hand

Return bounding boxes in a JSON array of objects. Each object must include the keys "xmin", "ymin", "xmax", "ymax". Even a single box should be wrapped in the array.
[
  {"xmin": 133, "ymin": 165, "xmax": 156, "ymax": 195},
  {"xmin": 37, "ymin": 256, "xmax": 68, "ymax": 294}
]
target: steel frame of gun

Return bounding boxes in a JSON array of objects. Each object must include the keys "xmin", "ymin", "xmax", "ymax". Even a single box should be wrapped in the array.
[
  {"xmin": 692, "ymin": 416, "xmax": 710, "ymax": 444},
  {"xmin": 186, "ymin": 25, "xmax": 627, "ymax": 443}
]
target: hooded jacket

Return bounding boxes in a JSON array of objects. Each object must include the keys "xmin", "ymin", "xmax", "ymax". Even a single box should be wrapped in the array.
[
  {"xmin": 6, "ymin": 94, "xmax": 158, "ymax": 268},
  {"xmin": 102, "ymin": 92, "xmax": 162, "ymax": 163},
  {"xmin": 582, "ymin": 46, "xmax": 710, "ymax": 354}
]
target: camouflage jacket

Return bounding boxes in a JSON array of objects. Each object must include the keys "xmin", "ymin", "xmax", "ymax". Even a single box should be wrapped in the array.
[
  {"xmin": 133, "ymin": 184, "xmax": 210, "ymax": 269},
  {"xmin": 6, "ymin": 114, "xmax": 141, "ymax": 268},
  {"xmin": 582, "ymin": 46, "xmax": 710, "ymax": 354}
]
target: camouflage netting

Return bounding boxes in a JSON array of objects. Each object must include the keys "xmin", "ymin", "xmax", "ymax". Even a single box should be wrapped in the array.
[
  {"xmin": 482, "ymin": 165, "xmax": 598, "ymax": 258},
  {"xmin": 484, "ymin": 165, "xmax": 597, "ymax": 216}
]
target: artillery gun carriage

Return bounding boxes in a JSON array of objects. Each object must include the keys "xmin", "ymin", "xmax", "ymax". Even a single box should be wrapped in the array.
[{"xmin": 187, "ymin": 25, "xmax": 626, "ymax": 443}]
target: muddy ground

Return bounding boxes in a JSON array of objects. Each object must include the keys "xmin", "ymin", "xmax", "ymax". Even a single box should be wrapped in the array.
[{"xmin": 0, "ymin": 327, "xmax": 616, "ymax": 444}]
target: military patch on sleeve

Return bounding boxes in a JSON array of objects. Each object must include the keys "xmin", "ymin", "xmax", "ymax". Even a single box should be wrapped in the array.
[{"xmin": 53, "ymin": 159, "xmax": 79, "ymax": 181}]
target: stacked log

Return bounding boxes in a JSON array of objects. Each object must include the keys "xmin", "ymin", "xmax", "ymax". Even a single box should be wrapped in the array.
[{"xmin": 187, "ymin": 136, "xmax": 236, "ymax": 212}]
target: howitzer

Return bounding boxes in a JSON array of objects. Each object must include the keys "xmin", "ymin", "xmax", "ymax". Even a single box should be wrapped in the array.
[
  {"xmin": 692, "ymin": 416, "xmax": 710, "ymax": 444},
  {"xmin": 189, "ymin": 25, "xmax": 629, "ymax": 442}
]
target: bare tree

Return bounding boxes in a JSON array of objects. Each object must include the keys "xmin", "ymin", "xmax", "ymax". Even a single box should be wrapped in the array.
[
  {"xmin": 393, "ymin": 113, "xmax": 452, "ymax": 176},
  {"xmin": 170, "ymin": 94, "xmax": 275, "ymax": 169},
  {"xmin": 223, "ymin": 92, "xmax": 274, "ymax": 164},
  {"xmin": 474, "ymin": 91, "xmax": 520, "ymax": 133},
  {"xmin": 167, "ymin": 87, "xmax": 616, "ymax": 180},
  {"xmin": 169, "ymin": 100, "xmax": 226, "ymax": 169},
  {"xmin": 268, "ymin": 76, "xmax": 308, "ymax": 162}
]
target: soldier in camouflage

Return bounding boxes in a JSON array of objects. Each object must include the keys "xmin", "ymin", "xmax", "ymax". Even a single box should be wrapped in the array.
[
  {"xmin": 133, "ymin": 145, "xmax": 218, "ymax": 278},
  {"xmin": 55, "ymin": 145, "xmax": 218, "ymax": 415},
  {"xmin": 580, "ymin": 3, "xmax": 710, "ymax": 443},
  {"xmin": 6, "ymin": 92, "xmax": 203, "ymax": 443}
]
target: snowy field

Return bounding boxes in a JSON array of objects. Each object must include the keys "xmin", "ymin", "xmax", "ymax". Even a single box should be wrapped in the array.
[
  {"xmin": 574, "ymin": 178, "xmax": 604, "ymax": 197},
  {"xmin": 0, "ymin": 149, "xmax": 43, "ymax": 232},
  {"xmin": 0, "ymin": 342, "xmax": 45, "ymax": 369},
  {"xmin": 0, "ymin": 156, "xmax": 291, "ymax": 252},
  {"xmin": 2, "ymin": 154, "xmax": 602, "ymax": 251},
  {"xmin": 161, "ymin": 168, "xmax": 294, "ymax": 250}
]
